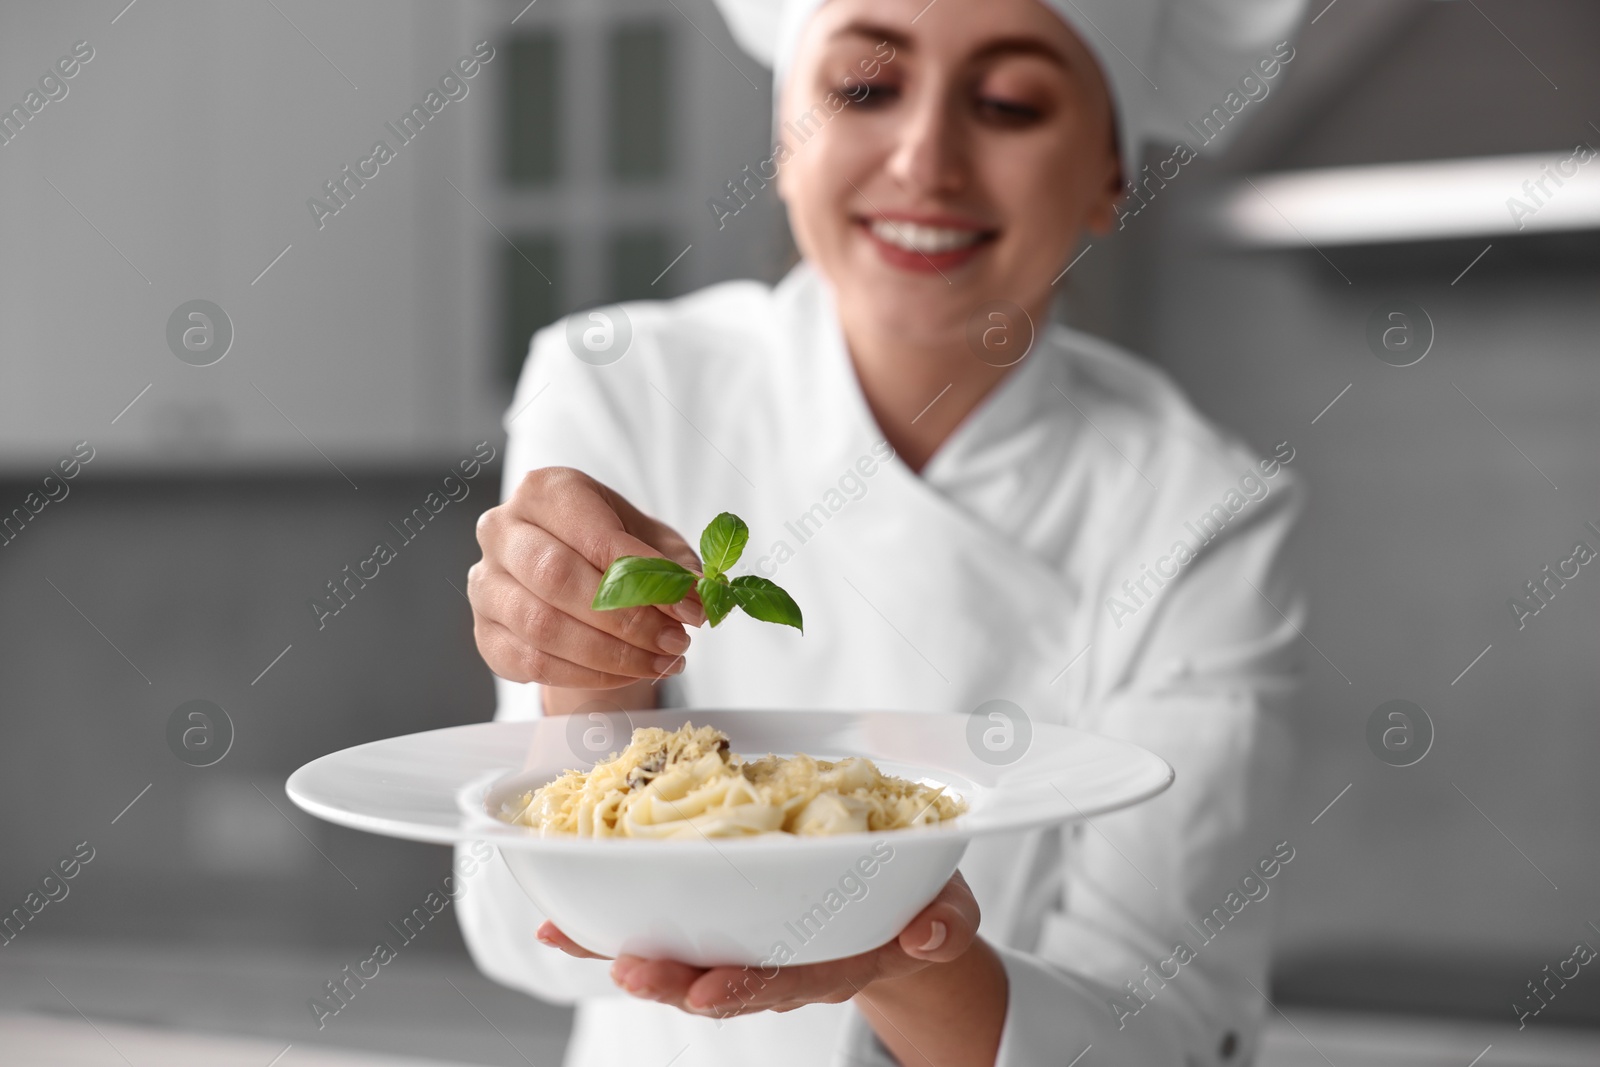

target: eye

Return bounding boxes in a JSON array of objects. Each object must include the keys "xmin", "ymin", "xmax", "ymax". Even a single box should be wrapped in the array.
[
  {"xmin": 840, "ymin": 82, "xmax": 900, "ymax": 108},
  {"xmin": 975, "ymin": 96, "xmax": 1043, "ymax": 126}
]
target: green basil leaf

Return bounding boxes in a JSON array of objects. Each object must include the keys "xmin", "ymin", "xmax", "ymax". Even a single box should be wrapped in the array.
[
  {"xmin": 729, "ymin": 575, "xmax": 803, "ymax": 632},
  {"xmin": 591, "ymin": 555, "xmax": 697, "ymax": 610},
  {"xmin": 696, "ymin": 575, "xmax": 738, "ymax": 627},
  {"xmin": 699, "ymin": 512, "xmax": 749, "ymax": 580}
]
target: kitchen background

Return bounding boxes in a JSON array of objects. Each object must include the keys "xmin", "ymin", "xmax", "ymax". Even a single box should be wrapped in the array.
[{"xmin": 1, "ymin": 0, "xmax": 1597, "ymax": 1064}]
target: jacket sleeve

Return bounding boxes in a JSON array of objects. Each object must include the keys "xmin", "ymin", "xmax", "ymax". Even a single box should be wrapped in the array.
[
  {"xmin": 838, "ymin": 469, "xmax": 1308, "ymax": 1066},
  {"xmin": 454, "ymin": 324, "xmax": 653, "ymax": 1005}
]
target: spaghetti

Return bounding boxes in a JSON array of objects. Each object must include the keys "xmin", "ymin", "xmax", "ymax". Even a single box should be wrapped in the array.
[{"xmin": 503, "ymin": 722, "xmax": 966, "ymax": 839}]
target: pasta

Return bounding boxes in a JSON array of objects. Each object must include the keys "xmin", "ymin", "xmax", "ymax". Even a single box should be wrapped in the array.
[{"xmin": 503, "ymin": 722, "xmax": 966, "ymax": 839}]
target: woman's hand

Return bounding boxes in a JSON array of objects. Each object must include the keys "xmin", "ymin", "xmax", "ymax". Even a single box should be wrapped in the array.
[
  {"xmin": 468, "ymin": 466, "xmax": 705, "ymax": 690},
  {"xmin": 535, "ymin": 872, "xmax": 984, "ymax": 1017}
]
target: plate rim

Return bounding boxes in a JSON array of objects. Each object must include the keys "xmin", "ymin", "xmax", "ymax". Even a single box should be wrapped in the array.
[{"xmin": 285, "ymin": 709, "xmax": 1175, "ymax": 852}]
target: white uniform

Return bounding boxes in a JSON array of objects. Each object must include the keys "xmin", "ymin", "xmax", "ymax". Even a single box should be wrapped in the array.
[{"xmin": 457, "ymin": 261, "xmax": 1307, "ymax": 1066}]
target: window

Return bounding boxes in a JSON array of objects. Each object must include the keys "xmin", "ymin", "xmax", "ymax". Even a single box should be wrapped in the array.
[
  {"xmin": 503, "ymin": 34, "xmax": 560, "ymax": 186},
  {"xmin": 608, "ymin": 230, "xmax": 679, "ymax": 303},
  {"xmin": 497, "ymin": 19, "xmax": 684, "ymax": 391},
  {"xmin": 607, "ymin": 23, "xmax": 672, "ymax": 182}
]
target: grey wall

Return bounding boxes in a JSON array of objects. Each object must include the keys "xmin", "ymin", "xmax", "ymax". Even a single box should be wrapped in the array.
[
  {"xmin": 0, "ymin": 468, "xmax": 496, "ymax": 952},
  {"xmin": 1146, "ymin": 227, "xmax": 1600, "ymax": 1025}
]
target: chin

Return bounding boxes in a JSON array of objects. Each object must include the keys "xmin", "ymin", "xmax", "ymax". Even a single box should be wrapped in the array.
[
  {"xmin": 832, "ymin": 259, "xmax": 973, "ymax": 329},
  {"xmin": 845, "ymin": 282, "xmax": 973, "ymax": 345}
]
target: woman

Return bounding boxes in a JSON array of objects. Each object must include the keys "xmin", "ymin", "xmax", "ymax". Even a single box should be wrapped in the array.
[{"xmin": 461, "ymin": 0, "xmax": 1309, "ymax": 1063}]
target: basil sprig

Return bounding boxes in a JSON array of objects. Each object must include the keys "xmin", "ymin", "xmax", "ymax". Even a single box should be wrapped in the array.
[{"xmin": 590, "ymin": 512, "xmax": 803, "ymax": 632}]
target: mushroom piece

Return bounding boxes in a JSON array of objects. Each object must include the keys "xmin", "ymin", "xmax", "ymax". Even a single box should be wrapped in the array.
[{"xmin": 624, "ymin": 751, "xmax": 667, "ymax": 791}]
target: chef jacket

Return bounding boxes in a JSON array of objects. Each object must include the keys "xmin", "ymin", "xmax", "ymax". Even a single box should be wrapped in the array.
[{"xmin": 456, "ymin": 259, "xmax": 1307, "ymax": 1067}]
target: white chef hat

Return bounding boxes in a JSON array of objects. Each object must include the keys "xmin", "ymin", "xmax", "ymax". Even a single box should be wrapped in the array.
[{"xmin": 712, "ymin": 0, "xmax": 1308, "ymax": 178}]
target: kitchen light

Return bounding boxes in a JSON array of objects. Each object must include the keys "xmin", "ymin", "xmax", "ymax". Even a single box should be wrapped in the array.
[{"xmin": 1218, "ymin": 148, "xmax": 1600, "ymax": 246}]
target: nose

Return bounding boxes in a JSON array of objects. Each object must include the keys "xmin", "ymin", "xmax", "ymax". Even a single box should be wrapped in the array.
[{"xmin": 884, "ymin": 87, "xmax": 967, "ymax": 196}]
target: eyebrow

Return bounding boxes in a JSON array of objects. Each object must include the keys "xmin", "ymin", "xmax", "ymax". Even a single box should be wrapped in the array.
[
  {"xmin": 828, "ymin": 22, "xmax": 1070, "ymax": 70},
  {"xmin": 970, "ymin": 36, "xmax": 1069, "ymax": 69},
  {"xmin": 829, "ymin": 22, "xmax": 911, "ymax": 48}
]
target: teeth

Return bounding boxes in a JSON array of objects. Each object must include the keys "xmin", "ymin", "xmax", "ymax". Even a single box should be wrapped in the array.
[{"xmin": 869, "ymin": 219, "xmax": 985, "ymax": 253}]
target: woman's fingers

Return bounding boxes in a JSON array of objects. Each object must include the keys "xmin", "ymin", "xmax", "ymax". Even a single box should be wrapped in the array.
[
  {"xmin": 582, "ymin": 874, "xmax": 986, "ymax": 1023},
  {"xmin": 510, "ymin": 469, "xmax": 707, "ymax": 627},
  {"xmin": 474, "ymin": 519, "xmax": 691, "ymax": 659},
  {"xmin": 536, "ymin": 922, "xmax": 610, "ymax": 960},
  {"xmin": 515, "ymin": 468, "xmax": 702, "ymax": 580},
  {"xmin": 609, "ymin": 955, "xmax": 707, "ymax": 1001},
  {"xmin": 475, "ymin": 618, "xmax": 656, "ymax": 688},
  {"xmin": 896, "ymin": 871, "xmax": 980, "ymax": 964},
  {"xmin": 686, "ymin": 957, "xmax": 868, "ymax": 1015},
  {"xmin": 590, "ymin": 479, "xmax": 706, "ymax": 577},
  {"xmin": 469, "ymin": 562, "xmax": 688, "ymax": 680}
]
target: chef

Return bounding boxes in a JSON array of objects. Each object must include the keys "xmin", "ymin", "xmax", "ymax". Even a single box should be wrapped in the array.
[{"xmin": 459, "ymin": 0, "xmax": 1310, "ymax": 1063}]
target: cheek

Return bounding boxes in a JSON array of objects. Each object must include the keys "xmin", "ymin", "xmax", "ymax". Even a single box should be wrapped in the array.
[
  {"xmin": 981, "ymin": 147, "xmax": 1084, "ymax": 254},
  {"xmin": 776, "ymin": 150, "xmax": 828, "ymax": 252},
  {"xmin": 780, "ymin": 125, "xmax": 872, "ymax": 243}
]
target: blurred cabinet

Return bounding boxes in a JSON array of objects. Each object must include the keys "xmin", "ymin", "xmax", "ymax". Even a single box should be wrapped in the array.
[
  {"xmin": 0, "ymin": 1, "xmax": 512, "ymax": 473},
  {"xmin": 0, "ymin": 0, "xmax": 777, "ymax": 474}
]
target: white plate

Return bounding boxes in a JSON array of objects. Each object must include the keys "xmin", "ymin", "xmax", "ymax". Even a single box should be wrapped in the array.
[
  {"xmin": 287, "ymin": 708, "xmax": 1172, "ymax": 848},
  {"xmin": 286, "ymin": 709, "xmax": 1173, "ymax": 965}
]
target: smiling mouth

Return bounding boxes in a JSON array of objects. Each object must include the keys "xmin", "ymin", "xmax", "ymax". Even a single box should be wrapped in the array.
[{"xmin": 862, "ymin": 218, "xmax": 998, "ymax": 255}]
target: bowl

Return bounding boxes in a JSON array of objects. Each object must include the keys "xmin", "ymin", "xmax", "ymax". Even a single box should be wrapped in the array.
[{"xmin": 286, "ymin": 708, "xmax": 1173, "ymax": 967}]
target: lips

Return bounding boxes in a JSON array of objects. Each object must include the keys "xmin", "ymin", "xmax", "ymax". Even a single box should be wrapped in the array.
[{"xmin": 856, "ymin": 214, "xmax": 998, "ymax": 273}]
